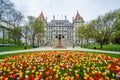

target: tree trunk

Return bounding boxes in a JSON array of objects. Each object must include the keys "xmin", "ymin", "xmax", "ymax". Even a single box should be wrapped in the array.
[
  {"xmin": 14, "ymin": 37, "xmax": 17, "ymax": 46},
  {"xmin": 18, "ymin": 38, "xmax": 21, "ymax": 46},
  {"xmin": 100, "ymin": 42, "xmax": 103, "ymax": 49},
  {"xmin": 25, "ymin": 37, "xmax": 28, "ymax": 47},
  {"xmin": 86, "ymin": 38, "xmax": 89, "ymax": 46},
  {"xmin": 32, "ymin": 35, "xmax": 35, "ymax": 47}
]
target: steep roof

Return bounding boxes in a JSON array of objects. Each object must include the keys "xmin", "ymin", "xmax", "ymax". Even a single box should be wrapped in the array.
[
  {"xmin": 74, "ymin": 11, "xmax": 84, "ymax": 23},
  {"xmin": 47, "ymin": 20, "xmax": 73, "ymax": 27},
  {"xmin": 39, "ymin": 11, "xmax": 46, "ymax": 21}
]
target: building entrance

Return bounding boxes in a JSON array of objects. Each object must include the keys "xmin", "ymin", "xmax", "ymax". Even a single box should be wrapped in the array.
[{"xmin": 55, "ymin": 35, "xmax": 64, "ymax": 40}]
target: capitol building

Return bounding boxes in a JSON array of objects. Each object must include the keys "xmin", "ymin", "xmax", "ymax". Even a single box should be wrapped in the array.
[{"xmin": 39, "ymin": 11, "xmax": 85, "ymax": 46}]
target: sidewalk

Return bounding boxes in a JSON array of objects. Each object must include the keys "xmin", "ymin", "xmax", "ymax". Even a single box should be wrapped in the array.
[{"xmin": 0, "ymin": 46, "xmax": 120, "ymax": 55}]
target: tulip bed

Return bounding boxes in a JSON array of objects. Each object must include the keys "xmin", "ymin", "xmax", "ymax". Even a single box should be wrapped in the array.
[{"xmin": 0, "ymin": 51, "xmax": 120, "ymax": 80}]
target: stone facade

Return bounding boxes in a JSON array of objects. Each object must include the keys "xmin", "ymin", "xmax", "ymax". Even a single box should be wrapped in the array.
[{"xmin": 39, "ymin": 11, "xmax": 84, "ymax": 44}]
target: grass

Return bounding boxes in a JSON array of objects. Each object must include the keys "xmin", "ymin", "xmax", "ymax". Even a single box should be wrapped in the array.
[
  {"xmin": 85, "ymin": 45, "xmax": 120, "ymax": 51},
  {"xmin": 0, "ymin": 50, "xmax": 120, "ymax": 59},
  {"xmin": 0, "ymin": 46, "xmax": 32, "ymax": 52}
]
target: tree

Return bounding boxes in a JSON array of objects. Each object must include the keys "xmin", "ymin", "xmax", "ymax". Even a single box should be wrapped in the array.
[
  {"xmin": 0, "ymin": 0, "xmax": 24, "ymax": 47},
  {"xmin": 115, "ymin": 10, "xmax": 120, "ymax": 30},
  {"xmin": 22, "ymin": 24, "xmax": 29, "ymax": 47},
  {"xmin": 91, "ymin": 12, "xmax": 116, "ymax": 48},
  {"xmin": 77, "ymin": 24, "xmax": 86, "ymax": 45},
  {"xmin": 6, "ymin": 9, "xmax": 24, "ymax": 27},
  {"xmin": 9, "ymin": 26, "xmax": 22, "ymax": 46},
  {"xmin": 27, "ymin": 16, "xmax": 45, "ymax": 47},
  {"xmin": 113, "ymin": 12, "xmax": 120, "ymax": 45},
  {"xmin": 0, "ymin": 0, "xmax": 13, "ymax": 21}
]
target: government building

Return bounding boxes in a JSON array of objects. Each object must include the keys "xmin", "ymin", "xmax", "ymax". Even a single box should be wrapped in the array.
[{"xmin": 39, "ymin": 11, "xmax": 85, "ymax": 46}]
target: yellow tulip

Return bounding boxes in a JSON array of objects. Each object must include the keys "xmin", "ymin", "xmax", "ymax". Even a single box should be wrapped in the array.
[
  {"xmin": 9, "ymin": 71, "xmax": 13, "ymax": 74},
  {"xmin": 87, "ymin": 67, "xmax": 90, "ymax": 72},
  {"xmin": 70, "ymin": 76, "xmax": 74, "ymax": 80},
  {"xmin": 105, "ymin": 76, "xmax": 110, "ymax": 80},
  {"xmin": 0, "ymin": 76, "xmax": 3, "ymax": 79},
  {"xmin": 20, "ymin": 74, "xmax": 23, "ymax": 77},
  {"xmin": 64, "ymin": 76, "xmax": 69, "ymax": 80},
  {"xmin": 64, "ymin": 73, "xmax": 68, "ymax": 76},
  {"xmin": 36, "ymin": 71, "xmax": 39, "ymax": 75},
  {"xmin": 111, "ymin": 79, "xmax": 115, "ymax": 80},
  {"xmin": 75, "ymin": 70, "xmax": 78, "ymax": 73},
  {"xmin": 3, "ymin": 67, "xmax": 6, "ymax": 71},
  {"xmin": 84, "ymin": 76, "xmax": 88, "ymax": 80},
  {"xmin": 55, "ymin": 74, "xmax": 59, "ymax": 78},
  {"xmin": 89, "ymin": 77, "xmax": 94, "ymax": 80},
  {"xmin": 84, "ymin": 74, "xmax": 89, "ymax": 77},
  {"xmin": 40, "ymin": 72, "xmax": 42, "ymax": 75},
  {"xmin": 5, "ymin": 78, "xmax": 8, "ymax": 80},
  {"xmin": 32, "ymin": 70, "xmax": 35, "ymax": 73}
]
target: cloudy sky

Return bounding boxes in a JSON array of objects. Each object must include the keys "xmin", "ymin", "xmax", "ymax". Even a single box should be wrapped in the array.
[{"xmin": 11, "ymin": 0, "xmax": 120, "ymax": 22}]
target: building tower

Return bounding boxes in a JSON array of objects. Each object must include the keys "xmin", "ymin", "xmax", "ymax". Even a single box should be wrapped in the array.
[
  {"xmin": 39, "ymin": 11, "xmax": 47, "ymax": 45},
  {"xmin": 73, "ymin": 11, "xmax": 84, "ymax": 44}
]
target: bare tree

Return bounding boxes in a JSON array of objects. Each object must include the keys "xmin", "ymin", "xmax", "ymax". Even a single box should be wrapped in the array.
[
  {"xmin": 0, "ymin": 0, "xmax": 14, "ymax": 21},
  {"xmin": 6, "ymin": 9, "xmax": 24, "ymax": 27},
  {"xmin": 22, "ymin": 24, "xmax": 29, "ymax": 47}
]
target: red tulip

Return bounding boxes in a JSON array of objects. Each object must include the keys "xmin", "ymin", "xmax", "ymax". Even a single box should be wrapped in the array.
[
  {"xmin": 75, "ymin": 75, "xmax": 79, "ymax": 80},
  {"xmin": 38, "ymin": 75, "xmax": 42, "ymax": 79},
  {"xmin": 117, "ymin": 69, "xmax": 120, "ymax": 72},
  {"xmin": 88, "ymin": 72, "xmax": 92, "ymax": 76},
  {"xmin": 85, "ymin": 78, "xmax": 89, "ymax": 80},
  {"xmin": 44, "ymin": 72, "xmax": 48, "ymax": 76},
  {"xmin": 112, "ymin": 66, "xmax": 117, "ymax": 71},
  {"xmin": 53, "ymin": 77, "xmax": 57, "ymax": 80},
  {"xmin": 29, "ymin": 75, "xmax": 34, "ymax": 80},
  {"xmin": 49, "ymin": 69, "xmax": 54, "ymax": 74}
]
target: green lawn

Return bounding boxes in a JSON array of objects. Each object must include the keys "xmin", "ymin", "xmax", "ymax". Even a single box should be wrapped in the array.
[
  {"xmin": 0, "ymin": 46, "xmax": 32, "ymax": 52},
  {"xmin": 86, "ymin": 45, "xmax": 120, "ymax": 51}
]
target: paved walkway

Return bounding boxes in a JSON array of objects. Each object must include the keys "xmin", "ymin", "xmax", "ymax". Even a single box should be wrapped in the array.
[{"xmin": 0, "ymin": 46, "xmax": 120, "ymax": 55}]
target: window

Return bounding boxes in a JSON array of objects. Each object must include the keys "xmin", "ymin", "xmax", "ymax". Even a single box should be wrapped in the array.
[{"xmin": 56, "ymin": 22, "xmax": 58, "ymax": 26}]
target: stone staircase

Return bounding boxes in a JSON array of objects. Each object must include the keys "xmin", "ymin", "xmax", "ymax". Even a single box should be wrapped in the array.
[
  {"xmin": 48, "ymin": 38, "xmax": 73, "ymax": 47},
  {"xmin": 61, "ymin": 39, "xmax": 73, "ymax": 46}
]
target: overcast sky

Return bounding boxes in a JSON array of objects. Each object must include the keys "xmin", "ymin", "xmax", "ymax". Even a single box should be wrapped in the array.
[{"xmin": 11, "ymin": 0, "xmax": 120, "ymax": 22}]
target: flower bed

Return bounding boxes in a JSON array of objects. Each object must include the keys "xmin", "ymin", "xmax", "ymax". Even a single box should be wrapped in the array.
[{"xmin": 0, "ymin": 51, "xmax": 120, "ymax": 80}]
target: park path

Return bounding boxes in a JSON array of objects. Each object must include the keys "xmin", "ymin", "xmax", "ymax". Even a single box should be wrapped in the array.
[{"xmin": 0, "ymin": 46, "xmax": 120, "ymax": 55}]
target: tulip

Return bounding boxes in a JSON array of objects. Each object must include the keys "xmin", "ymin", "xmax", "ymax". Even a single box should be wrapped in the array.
[
  {"xmin": 0, "ymin": 71, "xmax": 2, "ymax": 74},
  {"xmin": 75, "ymin": 74, "xmax": 79, "ymax": 80},
  {"xmin": 116, "ymin": 72, "xmax": 120, "ymax": 79},
  {"xmin": 37, "ymin": 75, "xmax": 42, "ymax": 79},
  {"xmin": 89, "ymin": 77, "xmax": 94, "ymax": 80},
  {"xmin": 105, "ymin": 77, "xmax": 110, "ymax": 80},
  {"xmin": 49, "ymin": 69, "xmax": 54, "ymax": 74},
  {"xmin": 53, "ymin": 77, "xmax": 57, "ymax": 80}
]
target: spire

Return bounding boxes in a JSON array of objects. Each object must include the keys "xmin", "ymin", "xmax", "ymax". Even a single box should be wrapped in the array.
[
  {"xmin": 73, "ymin": 11, "xmax": 84, "ymax": 23},
  {"xmin": 39, "ymin": 11, "xmax": 46, "ymax": 21},
  {"xmin": 74, "ymin": 10, "xmax": 80, "ymax": 21}
]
